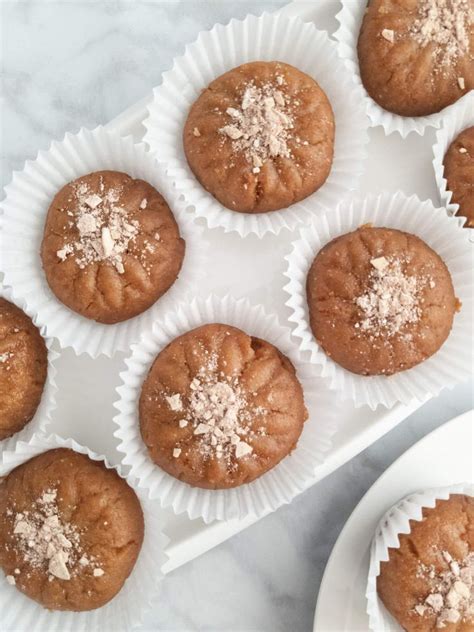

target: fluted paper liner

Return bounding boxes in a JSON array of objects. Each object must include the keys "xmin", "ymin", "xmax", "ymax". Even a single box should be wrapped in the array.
[
  {"xmin": 433, "ymin": 92, "xmax": 474, "ymax": 229},
  {"xmin": 143, "ymin": 12, "xmax": 369, "ymax": 238},
  {"xmin": 284, "ymin": 192, "xmax": 474, "ymax": 410},
  {"xmin": 334, "ymin": 0, "xmax": 466, "ymax": 138},
  {"xmin": 0, "ymin": 126, "xmax": 206, "ymax": 357},
  {"xmin": 0, "ymin": 433, "xmax": 168, "ymax": 632},
  {"xmin": 113, "ymin": 295, "xmax": 339, "ymax": 523},
  {"xmin": 0, "ymin": 287, "xmax": 58, "ymax": 454},
  {"xmin": 366, "ymin": 483, "xmax": 474, "ymax": 631}
]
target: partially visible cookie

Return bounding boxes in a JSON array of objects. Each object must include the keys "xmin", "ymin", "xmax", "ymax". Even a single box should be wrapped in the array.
[
  {"xmin": 377, "ymin": 494, "xmax": 474, "ymax": 631},
  {"xmin": 0, "ymin": 298, "xmax": 47, "ymax": 441},
  {"xmin": 184, "ymin": 61, "xmax": 335, "ymax": 213},
  {"xmin": 444, "ymin": 125, "xmax": 474, "ymax": 228},
  {"xmin": 358, "ymin": 0, "xmax": 473, "ymax": 117},
  {"xmin": 41, "ymin": 170, "xmax": 185, "ymax": 324},
  {"xmin": 0, "ymin": 448, "xmax": 144, "ymax": 611},
  {"xmin": 139, "ymin": 323, "xmax": 308, "ymax": 489}
]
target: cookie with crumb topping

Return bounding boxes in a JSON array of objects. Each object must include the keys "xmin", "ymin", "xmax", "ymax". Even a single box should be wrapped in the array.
[
  {"xmin": 139, "ymin": 323, "xmax": 308, "ymax": 489},
  {"xmin": 0, "ymin": 448, "xmax": 144, "ymax": 611},
  {"xmin": 377, "ymin": 494, "xmax": 474, "ymax": 631},
  {"xmin": 0, "ymin": 298, "xmax": 47, "ymax": 441},
  {"xmin": 183, "ymin": 61, "xmax": 335, "ymax": 213},
  {"xmin": 444, "ymin": 126, "xmax": 474, "ymax": 228},
  {"xmin": 306, "ymin": 226, "xmax": 457, "ymax": 376},
  {"xmin": 41, "ymin": 170, "xmax": 185, "ymax": 324},
  {"xmin": 358, "ymin": 0, "xmax": 473, "ymax": 117}
]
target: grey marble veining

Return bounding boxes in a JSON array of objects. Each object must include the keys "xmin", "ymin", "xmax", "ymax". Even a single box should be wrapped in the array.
[{"xmin": 1, "ymin": 2, "xmax": 473, "ymax": 631}]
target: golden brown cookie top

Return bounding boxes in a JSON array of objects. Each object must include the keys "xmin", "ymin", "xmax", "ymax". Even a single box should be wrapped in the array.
[
  {"xmin": 377, "ymin": 495, "xmax": 474, "ymax": 631},
  {"xmin": 306, "ymin": 226, "xmax": 457, "ymax": 376},
  {"xmin": 358, "ymin": 0, "xmax": 473, "ymax": 116},
  {"xmin": 444, "ymin": 125, "xmax": 474, "ymax": 228},
  {"xmin": 0, "ymin": 448, "xmax": 144, "ymax": 611},
  {"xmin": 0, "ymin": 298, "xmax": 47, "ymax": 441},
  {"xmin": 183, "ymin": 61, "xmax": 335, "ymax": 213},
  {"xmin": 139, "ymin": 323, "xmax": 308, "ymax": 489},
  {"xmin": 40, "ymin": 170, "xmax": 185, "ymax": 324}
]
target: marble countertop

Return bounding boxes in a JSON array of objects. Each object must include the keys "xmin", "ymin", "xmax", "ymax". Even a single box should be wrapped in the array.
[{"xmin": 2, "ymin": 1, "xmax": 473, "ymax": 630}]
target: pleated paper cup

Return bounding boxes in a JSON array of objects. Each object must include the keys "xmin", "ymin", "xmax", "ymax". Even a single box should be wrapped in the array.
[
  {"xmin": 0, "ymin": 126, "xmax": 206, "ymax": 358},
  {"xmin": 0, "ymin": 433, "xmax": 168, "ymax": 632},
  {"xmin": 0, "ymin": 286, "xmax": 58, "ymax": 454},
  {"xmin": 366, "ymin": 483, "xmax": 474, "ymax": 631},
  {"xmin": 284, "ymin": 192, "xmax": 474, "ymax": 410},
  {"xmin": 113, "ymin": 294, "xmax": 340, "ymax": 523},
  {"xmin": 433, "ymin": 91, "xmax": 474, "ymax": 229},
  {"xmin": 334, "ymin": 0, "xmax": 461, "ymax": 138},
  {"xmin": 143, "ymin": 12, "xmax": 369, "ymax": 238}
]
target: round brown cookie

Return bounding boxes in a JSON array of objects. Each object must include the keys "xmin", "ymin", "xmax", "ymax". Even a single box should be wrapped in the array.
[
  {"xmin": 183, "ymin": 61, "xmax": 335, "ymax": 214},
  {"xmin": 306, "ymin": 226, "xmax": 457, "ymax": 376},
  {"xmin": 41, "ymin": 170, "xmax": 185, "ymax": 324},
  {"xmin": 357, "ymin": 0, "xmax": 473, "ymax": 117},
  {"xmin": 377, "ymin": 494, "xmax": 474, "ymax": 631},
  {"xmin": 139, "ymin": 323, "xmax": 308, "ymax": 489},
  {"xmin": 0, "ymin": 298, "xmax": 47, "ymax": 441},
  {"xmin": 0, "ymin": 448, "xmax": 144, "ymax": 611},
  {"xmin": 444, "ymin": 125, "xmax": 474, "ymax": 228}
]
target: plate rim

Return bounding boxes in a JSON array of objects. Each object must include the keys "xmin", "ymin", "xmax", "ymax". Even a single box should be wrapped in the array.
[{"xmin": 313, "ymin": 408, "xmax": 474, "ymax": 631}]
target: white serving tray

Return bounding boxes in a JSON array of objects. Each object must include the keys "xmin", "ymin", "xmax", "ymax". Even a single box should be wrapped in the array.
[
  {"xmin": 313, "ymin": 408, "xmax": 474, "ymax": 631},
  {"xmin": 45, "ymin": 0, "xmax": 448, "ymax": 575}
]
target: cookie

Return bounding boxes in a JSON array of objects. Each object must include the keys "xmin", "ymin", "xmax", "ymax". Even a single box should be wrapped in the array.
[
  {"xmin": 139, "ymin": 323, "xmax": 308, "ymax": 489},
  {"xmin": 444, "ymin": 125, "xmax": 474, "ymax": 228},
  {"xmin": 0, "ymin": 298, "xmax": 47, "ymax": 441},
  {"xmin": 358, "ymin": 0, "xmax": 473, "ymax": 117},
  {"xmin": 183, "ymin": 61, "xmax": 335, "ymax": 213},
  {"xmin": 41, "ymin": 170, "xmax": 185, "ymax": 324},
  {"xmin": 306, "ymin": 226, "xmax": 457, "ymax": 375},
  {"xmin": 0, "ymin": 449, "xmax": 144, "ymax": 611},
  {"xmin": 377, "ymin": 494, "xmax": 474, "ymax": 631}
]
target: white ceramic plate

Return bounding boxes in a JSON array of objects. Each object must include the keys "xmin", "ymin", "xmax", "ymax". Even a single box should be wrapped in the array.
[{"xmin": 313, "ymin": 409, "xmax": 474, "ymax": 631}]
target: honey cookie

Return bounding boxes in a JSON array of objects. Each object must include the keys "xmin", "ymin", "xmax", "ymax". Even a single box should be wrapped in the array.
[
  {"xmin": 306, "ymin": 226, "xmax": 457, "ymax": 376},
  {"xmin": 0, "ymin": 298, "xmax": 47, "ymax": 441},
  {"xmin": 139, "ymin": 323, "xmax": 308, "ymax": 489},
  {"xmin": 183, "ymin": 61, "xmax": 335, "ymax": 213},
  {"xmin": 444, "ymin": 125, "xmax": 474, "ymax": 228},
  {"xmin": 41, "ymin": 170, "xmax": 185, "ymax": 324},
  {"xmin": 0, "ymin": 448, "xmax": 144, "ymax": 611},
  {"xmin": 358, "ymin": 0, "xmax": 473, "ymax": 117},
  {"xmin": 378, "ymin": 494, "xmax": 474, "ymax": 631}
]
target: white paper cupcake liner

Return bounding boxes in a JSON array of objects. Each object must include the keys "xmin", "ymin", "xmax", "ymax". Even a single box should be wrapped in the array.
[
  {"xmin": 433, "ymin": 91, "xmax": 474, "ymax": 231},
  {"xmin": 113, "ymin": 294, "xmax": 340, "ymax": 523},
  {"xmin": 366, "ymin": 483, "xmax": 474, "ymax": 631},
  {"xmin": 143, "ymin": 12, "xmax": 369, "ymax": 238},
  {"xmin": 334, "ymin": 0, "xmax": 466, "ymax": 138},
  {"xmin": 0, "ymin": 126, "xmax": 206, "ymax": 358},
  {"xmin": 0, "ymin": 432, "xmax": 169, "ymax": 632},
  {"xmin": 284, "ymin": 191, "xmax": 474, "ymax": 410},
  {"xmin": 0, "ymin": 286, "xmax": 58, "ymax": 454}
]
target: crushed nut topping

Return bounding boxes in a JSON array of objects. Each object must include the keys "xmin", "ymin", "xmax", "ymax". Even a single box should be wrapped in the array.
[
  {"xmin": 355, "ymin": 257, "xmax": 433, "ymax": 337},
  {"xmin": 55, "ymin": 176, "xmax": 156, "ymax": 274},
  {"xmin": 410, "ymin": 0, "xmax": 472, "ymax": 66},
  {"xmin": 219, "ymin": 75, "xmax": 307, "ymax": 173},
  {"xmin": 8, "ymin": 488, "xmax": 104, "ymax": 582},
  {"xmin": 414, "ymin": 550, "xmax": 474, "ymax": 628},
  {"xmin": 165, "ymin": 353, "xmax": 267, "ymax": 463}
]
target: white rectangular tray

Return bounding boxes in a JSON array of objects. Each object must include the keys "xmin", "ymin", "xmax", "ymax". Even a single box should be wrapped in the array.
[{"xmin": 49, "ymin": 0, "xmax": 441, "ymax": 574}]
